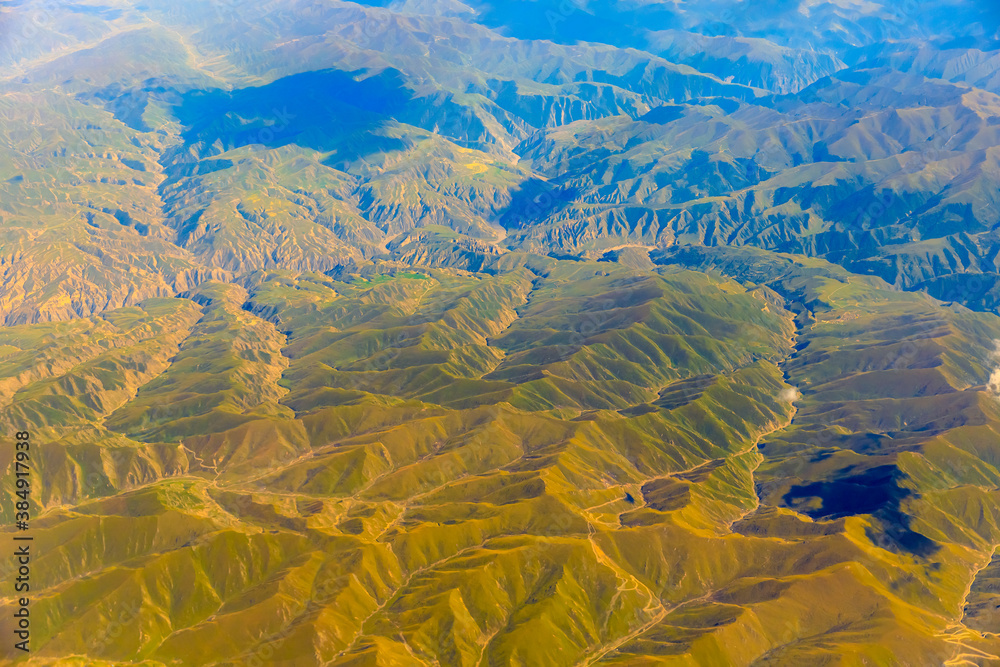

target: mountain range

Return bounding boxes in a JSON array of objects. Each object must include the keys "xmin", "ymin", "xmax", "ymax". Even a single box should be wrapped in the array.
[{"xmin": 5, "ymin": 0, "xmax": 1000, "ymax": 664}]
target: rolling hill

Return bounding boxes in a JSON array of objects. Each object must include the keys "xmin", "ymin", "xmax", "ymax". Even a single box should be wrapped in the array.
[{"xmin": 4, "ymin": 0, "xmax": 1000, "ymax": 664}]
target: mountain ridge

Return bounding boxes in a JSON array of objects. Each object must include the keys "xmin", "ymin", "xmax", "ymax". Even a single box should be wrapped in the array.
[{"xmin": 6, "ymin": 1, "xmax": 1000, "ymax": 664}]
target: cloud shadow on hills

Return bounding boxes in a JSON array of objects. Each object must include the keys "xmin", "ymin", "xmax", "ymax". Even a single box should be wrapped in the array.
[
  {"xmin": 783, "ymin": 464, "xmax": 940, "ymax": 557},
  {"xmin": 497, "ymin": 178, "xmax": 579, "ymax": 230},
  {"xmin": 172, "ymin": 67, "xmax": 417, "ymax": 164}
]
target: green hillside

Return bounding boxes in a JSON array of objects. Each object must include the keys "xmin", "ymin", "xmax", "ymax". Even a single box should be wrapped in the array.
[
  {"xmin": 4, "ymin": 0, "xmax": 1000, "ymax": 664},
  {"xmin": 0, "ymin": 254, "xmax": 999, "ymax": 664}
]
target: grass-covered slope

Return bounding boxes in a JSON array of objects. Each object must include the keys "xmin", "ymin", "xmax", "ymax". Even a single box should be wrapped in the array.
[
  {"xmin": 7, "ymin": 1, "xmax": 1000, "ymax": 664},
  {"xmin": 3, "ymin": 254, "xmax": 1000, "ymax": 665},
  {"xmin": 9, "ymin": 0, "xmax": 1000, "ymax": 322}
]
